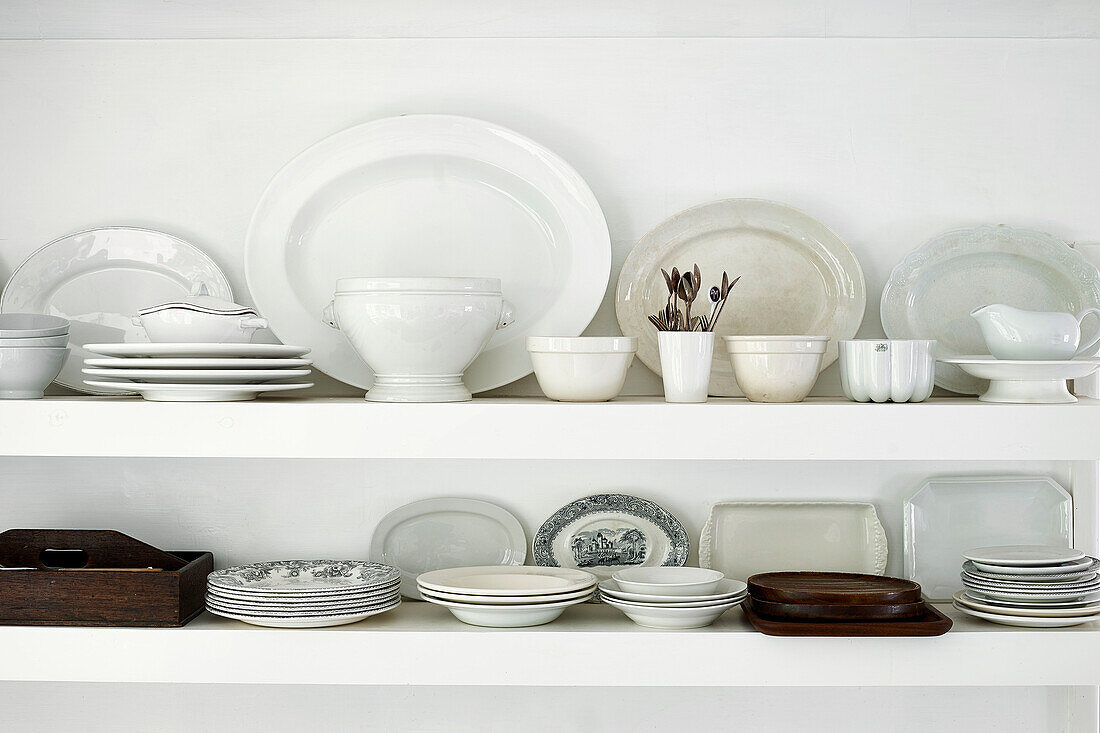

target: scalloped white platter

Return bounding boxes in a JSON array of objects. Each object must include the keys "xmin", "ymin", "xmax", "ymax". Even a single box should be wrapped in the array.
[
  {"xmin": 699, "ymin": 502, "xmax": 887, "ymax": 582},
  {"xmin": 881, "ymin": 225, "xmax": 1100, "ymax": 394},
  {"xmin": 904, "ymin": 476, "xmax": 1073, "ymax": 601}
]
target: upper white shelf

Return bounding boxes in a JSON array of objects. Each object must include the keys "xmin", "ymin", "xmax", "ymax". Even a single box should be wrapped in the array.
[
  {"xmin": 0, "ymin": 603, "xmax": 1097, "ymax": 687},
  {"xmin": 3, "ymin": 395, "xmax": 1098, "ymax": 460}
]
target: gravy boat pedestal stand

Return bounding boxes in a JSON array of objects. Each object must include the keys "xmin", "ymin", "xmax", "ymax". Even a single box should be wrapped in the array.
[
  {"xmin": 323, "ymin": 277, "xmax": 515, "ymax": 403},
  {"xmin": 938, "ymin": 357, "xmax": 1100, "ymax": 404}
]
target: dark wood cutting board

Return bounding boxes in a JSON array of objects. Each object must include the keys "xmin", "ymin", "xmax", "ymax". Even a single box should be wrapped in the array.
[
  {"xmin": 748, "ymin": 571, "xmax": 922, "ymax": 605},
  {"xmin": 742, "ymin": 598, "xmax": 952, "ymax": 637},
  {"xmin": 748, "ymin": 595, "xmax": 925, "ymax": 621}
]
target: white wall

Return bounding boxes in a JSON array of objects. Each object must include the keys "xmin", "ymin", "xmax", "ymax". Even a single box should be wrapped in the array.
[{"xmin": 1, "ymin": 3, "xmax": 1098, "ymax": 731}]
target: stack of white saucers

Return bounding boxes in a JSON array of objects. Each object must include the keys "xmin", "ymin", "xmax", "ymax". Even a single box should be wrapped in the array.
[
  {"xmin": 206, "ymin": 560, "xmax": 401, "ymax": 628},
  {"xmin": 82, "ymin": 342, "xmax": 313, "ymax": 401},
  {"xmin": 600, "ymin": 567, "xmax": 747, "ymax": 629},
  {"xmin": 417, "ymin": 566, "xmax": 596, "ymax": 627},
  {"xmin": 953, "ymin": 545, "xmax": 1100, "ymax": 628}
]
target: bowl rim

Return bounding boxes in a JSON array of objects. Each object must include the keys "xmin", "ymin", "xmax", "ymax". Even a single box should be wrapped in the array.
[
  {"xmin": 527, "ymin": 336, "xmax": 637, "ymax": 354},
  {"xmin": 612, "ymin": 566, "xmax": 725, "ymax": 587},
  {"xmin": 336, "ymin": 277, "xmax": 502, "ymax": 294}
]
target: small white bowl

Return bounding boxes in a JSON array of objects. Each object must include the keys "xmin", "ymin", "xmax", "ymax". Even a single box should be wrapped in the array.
[
  {"xmin": 611, "ymin": 567, "xmax": 725, "ymax": 597},
  {"xmin": 603, "ymin": 596, "xmax": 740, "ymax": 629},
  {"xmin": 0, "ymin": 334, "xmax": 69, "ymax": 348},
  {"xmin": 0, "ymin": 314, "xmax": 70, "ymax": 338},
  {"xmin": 0, "ymin": 347, "xmax": 70, "ymax": 399},
  {"xmin": 723, "ymin": 336, "xmax": 828, "ymax": 403},
  {"xmin": 598, "ymin": 578, "xmax": 747, "ymax": 604},
  {"xmin": 526, "ymin": 336, "xmax": 636, "ymax": 402}
]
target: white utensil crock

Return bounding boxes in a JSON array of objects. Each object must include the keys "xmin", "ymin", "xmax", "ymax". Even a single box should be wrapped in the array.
[
  {"xmin": 839, "ymin": 340, "xmax": 936, "ymax": 403},
  {"xmin": 657, "ymin": 331, "xmax": 714, "ymax": 403},
  {"xmin": 323, "ymin": 277, "xmax": 514, "ymax": 402}
]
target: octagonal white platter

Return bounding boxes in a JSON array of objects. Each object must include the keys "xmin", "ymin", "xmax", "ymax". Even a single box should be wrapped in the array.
[
  {"xmin": 699, "ymin": 502, "xmax": 887, "ymax": 581},
  {"xmin": 881, "ymin": 225, "xmax": 1100, "ymax": 394},
  {"xmin": 369, "ymin": 498, "xmax": 526, "ymax": 599},
  {"xmin": 0, "ymin": 227, "xmax": 233, "ymax": 394},
  {"xmin": 245, "ymin": 114, "xmax": 611, "ymax": 394},
  {"xmin": 903, "ymin": 476, "xmax": 1073, "ymax": 601},
  {"xmin": 615, "ymin": 199, "xmax": 865, "ymax": 395}
]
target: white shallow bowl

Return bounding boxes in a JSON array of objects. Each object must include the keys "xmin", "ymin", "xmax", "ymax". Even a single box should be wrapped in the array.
[
  {"xmin": 417, "ymin": 565, "xmax": 596, "ymax": 596},
  {"xmin": 526, "ymin": 336, "xmax": 636, "ymax": 402},
  {"xmin": 416, "ymin": 585, "xmax": 595, "ymax": 605},
  {"xmin": 422, "ymin": 593, "xmax": 591, "ymax": 627},
  {"xmin": 0, "ymin": 313, "xmax": 70, "ymax": 338},
  {"xmin": 598, "ymin": 578, "xmax": 747, "ymax": 604},
  {"xmin": 838, "ymin": 339, "xmax": 936, "ymax": 403},
  {"xmin": 599, "ymin": 590, "xmax": 746, "ymax": 609},
  {"xmin": 723, "ymin": 336, "xmax": 828, "ymax": 403},
  {"xmin": 603, "ymin": 596, "xmax": 740, "ymax": 629},
  {"xmin": 0, "ymin": 347, "xmax": 70, "ymax": 399},
  {"xmin": 612, "ymin": 567, "xmax": 725, "ymax": 597},
  {"xmin": 0, "ymin": 334, "xmax": 69, "ymax": 348}
]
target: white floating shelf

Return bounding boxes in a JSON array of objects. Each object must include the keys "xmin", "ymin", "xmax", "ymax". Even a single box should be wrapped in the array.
[
  {"xmin": 1, "ymin": 603, "xmax": 1097, "ymax": 687},
  {"xmin": 2, "ymin": 395, "xmax": 1098, "ymax": 460}
]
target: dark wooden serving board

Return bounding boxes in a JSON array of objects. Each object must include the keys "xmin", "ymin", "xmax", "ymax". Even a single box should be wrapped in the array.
[
  {"xmin": 0, "ymin": 529, "xmax": 212, "ymax": 627},
  {"xmin": 748, "ymin": 572, "xmax": 922, "ymax": 605},
  {"xmin": 748, "ymin": 596, "xmax": 925, "ymax": 621},
  {"xmin": 742, "ymin": 598, "xmax": 952, "ymax": 637}
]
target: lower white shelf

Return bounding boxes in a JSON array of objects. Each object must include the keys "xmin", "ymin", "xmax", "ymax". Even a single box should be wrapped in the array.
[{"xmin": 2, "ymin": 603, "xmax": 1098, "ymax": 687}]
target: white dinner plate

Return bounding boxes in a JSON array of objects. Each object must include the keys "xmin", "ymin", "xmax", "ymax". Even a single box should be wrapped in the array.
[
  {"xmin": 953, "ymin": 590, "xmax": 1100, "ymax": 618},
  {"xmin": 962, "ymin": 586, "xmax": 1100, "ymax": 603},
  {"xmin": 962, "ymin": 569, "xmax": 1098, "ymax": 586},
  {"xmin": 370, "ymin": 498, "xmax": 526, "ymax": 599},
  {"xmin": 85, "ymin": 357, "xmax": 313, "ymax": 369},
  {"xmin": 953, "ymin": 601, "xmax": 1100, "ymax": 628},
  {"xmin": 700, "ymin": 501, "xmax": 887, "ymax": 580},
  {"xmin": 205, "ymin": 592, "xmax": 400, "ymax": 614},
  {"xmin": 416, "ymin": 566, "xmax": 596, "ymax": 597},
  {"xmin": 970, "ymin": 556, "xmax": 1095, "ymax": 575},
  {"xmin": 964, "ymin": 545, "xmax": 1086, "ymax": 566},
  {"xmin": 881, "ymin": 225, "xmax": 1100, "ymax": 394},
  {"xmin": 83, "ymin": 380, "xmax": 312, "ymax": 402},
  {"xmin": 245, "ymin": 114, "xmax": 611, "ymax": 394},
  {"xmin": 598, "ymin": 578, "xmax": 748, "ymax": 604},
  {"xmin": 83, "ymin": 367, "xmax": 311, "ymax": 384},
  {"xmin": 962, "ymin": 559, "xmax": 1098, "ymax": 582},
  {"xmin": 962, "ymin": 590, "xmax": 1100, "ymax": 608},
  {"xmin": 0, "ymin": 227, "xmax": 233, "ymax": 394},
  {"xmin": 903, "ymin": 476, "xmax": 1073, "ymax": 601},
  {"xmin": 615, "ymin": 198, "xmax": 865, "ymax": 395},
  {"xmin": 85, "ymin": 343, "xmax": 310, "ymax": 358},
  {"xmin": 961, "ymin": 575, "xmax": 1100, "ymax": 592},
  {"xmin": 532, "ymin": 493, "xmax": 689, "ymax": 582}
]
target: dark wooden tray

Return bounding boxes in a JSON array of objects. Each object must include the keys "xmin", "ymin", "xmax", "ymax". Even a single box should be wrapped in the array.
[
  {"xmin": 742, "ymin": 598, "xmax": 952, "ymax": 636},
  {"xmin": 0, "ymin": 529, "xmax": 213, "ymax": 627},
  {"xmin": 748, "ymin": 596, "xmax": 925, "ymax": 621},
  {"xmin": 748, "ymin": 571, "xmax": 922, "ymax": 605}
]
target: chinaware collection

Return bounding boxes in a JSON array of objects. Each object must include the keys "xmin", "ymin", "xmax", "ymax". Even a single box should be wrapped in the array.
[{"xmin": 952, "ymin": 546, "xmax": 1100, "ymax": 627}]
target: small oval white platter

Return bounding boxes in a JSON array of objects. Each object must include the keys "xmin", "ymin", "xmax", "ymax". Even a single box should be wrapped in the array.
[
  {"xmin": 615, "ymin": 198, "xmax": 865, "ymax": 396},
  {"xmin": 245, "ymin": 114, "xmax": 611, "ymax": 395},
  {"xmin": 532, "ymin": 493, "xmax": 689, "ymax": 582},
  {"xmin": 880, "ymin": 224, "xmax": 1100, "ymax": 394},
  {"xmin": 369, "ymin": 498, "xmax": 527, "ymax": 599},
  {"xmin": 0, "ymin": 227, "xmax": 235, "ymax": 394}
]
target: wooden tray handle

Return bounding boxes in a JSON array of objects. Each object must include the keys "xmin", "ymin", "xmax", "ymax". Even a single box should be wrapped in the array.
[{"xmin": 0, "ymin": 530, "xmax": 187, "ymax": 571}]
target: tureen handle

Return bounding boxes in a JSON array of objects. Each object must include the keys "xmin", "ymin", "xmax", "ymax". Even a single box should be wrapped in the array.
[{"xmin": 321, "ymin": 301, "xmax": 339, "ymax": 330}]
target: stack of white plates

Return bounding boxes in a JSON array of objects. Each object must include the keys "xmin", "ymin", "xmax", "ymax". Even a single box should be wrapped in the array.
[
  {"xmin": 600, "ymin": 567, "xmax": 747, "ymax": 629},
  {"xmin": 953, "ymin": 545, "xmax": 1100, "ymax": 628},
  {"xmin": 417, "ymin": 566, "xmax": 596, "ymax": 627},
  {"xmin": 206, "ymin": 560, "xmax": 401, "ymax": 628},
  {"xmin": 82, "ymin": 342, "xmax": 313, "ymax": 401}
]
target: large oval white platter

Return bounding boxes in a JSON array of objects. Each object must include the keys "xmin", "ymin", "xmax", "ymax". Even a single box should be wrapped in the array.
[
  {"xmin": 615, "ymin": 199, "xmax": 865, "ymax": 395},
  {"xmin": 881, "ymin": 225, "xmax": 1100, "ymax": 394},
  {"xmin": 245, "ymin": 114, "xmax": 611, "ymax": 394},
  {"xmin": 369, "ymin": 498, "xmax": 527, "ymax": 599},
  {"xmin": 1, "ymin": 227, "xmax": 233, "ymax": 394}
]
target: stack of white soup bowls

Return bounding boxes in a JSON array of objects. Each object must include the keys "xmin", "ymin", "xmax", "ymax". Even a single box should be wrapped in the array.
[
  {"xmin": 952, "ymin": 545, "xmax": 1100, "ymax": 628},
  {"xmin": 418, "ymin": 566, "xmax": 596, "ymax": 627},
  {"xmin": 600, "ymin": 567, "xmax": 747, "ymax": 629},
  {"xmin": 0, "ymin": 314, "xmax": 70, "ymax": 399},
  {"xmin": 205, "ymin": 560, "xmax": 401, "ymax": 628}
]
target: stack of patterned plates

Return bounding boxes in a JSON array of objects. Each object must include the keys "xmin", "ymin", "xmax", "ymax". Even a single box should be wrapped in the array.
[
  {"xmin": 81, "ymin": 342, "xmax": 313, "ymax": 401},
  {"xmin": 206, "ymin": 560, "xmax": 401, "ymax": 628},
  {"xmin": 953, "ymin": 545, "xmax": 1100, "ymax": 627},
  {"xmin": 418, "ymin": 566, "xmax": 596, "ymax": 627}
]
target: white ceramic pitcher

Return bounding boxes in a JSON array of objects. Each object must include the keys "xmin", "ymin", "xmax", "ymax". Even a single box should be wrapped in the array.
[{"xmin": 971, "ymin": 303, "xmax": 1100, "ymax": 360}]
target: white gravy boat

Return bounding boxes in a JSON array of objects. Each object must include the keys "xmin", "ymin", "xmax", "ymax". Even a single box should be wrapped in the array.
[{"xmin": 971, "ymin": 303, "xmax": 1100, "ymax": 360}]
